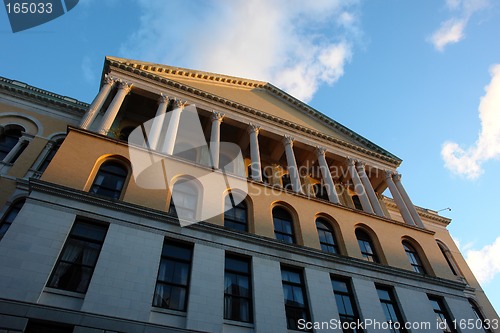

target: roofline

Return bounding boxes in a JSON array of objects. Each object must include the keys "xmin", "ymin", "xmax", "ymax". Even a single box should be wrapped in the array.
[{"xmin": 0, "ymin": 76, "xmax": 89, "ymax": 113}]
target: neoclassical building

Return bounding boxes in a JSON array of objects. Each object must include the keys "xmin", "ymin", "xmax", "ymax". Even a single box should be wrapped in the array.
[{"xmin": 0, "ymin": 57, "xmax": 498, "ymax": 333}]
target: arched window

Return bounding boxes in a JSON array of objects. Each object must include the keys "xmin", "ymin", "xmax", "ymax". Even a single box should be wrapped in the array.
[
  {"xmin": 89, "ymin": 161, "xmax": 128, "ymax": 199},
  {"xmin": 0, "ymin": 199, "xmax": 25, "ymax": 240},
  {"xmin": 437, "ymin": 242, "xmax": 460, "ymax": 276},
  {"xmin": 402, "ymin": 241, "xmax": 426, "ymax": 274},
  {"xmin": 224, "ymin": 193, "xmax": 248, "ymax": 232},
  {"xmin": 37, "ymin": 139, "xmax": 63, "ymax": 174},
  {"xmin": 169, "ymin": 179, "xmax": 198, "ymax": 220},
  {"xmin": 273, "ymin": 207, "xmax": 295, "ymax": 244},
  {"xmin": 356, "ymin": 229, "xmax": 379, "ymax": 263},
  {"xmin": 316, "ymin": 218, "xmax": 339, "ymax": 254},
  {"xmin": 0, "ymin": 125, "xmax": 24, "ymax": 162},
  {"xmin": 469, "ymin": 300, "xmax": 492, "ymax": 333}
]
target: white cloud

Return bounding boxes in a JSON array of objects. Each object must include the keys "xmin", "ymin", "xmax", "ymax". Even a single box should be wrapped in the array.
[
  {"xmin": 429, "ymin": 0, "xmax": 490, "ymax": 51},
  {"xmin": 442, "ymin": 64, "xmax": 500, "ymax": 179},
  {"xmin": 464, "ymin": 236, "xmax": 500, "ymax": 284},
  {"xmin": 119, "ymin": 0, "xmax": 360, "ymax": 102}
]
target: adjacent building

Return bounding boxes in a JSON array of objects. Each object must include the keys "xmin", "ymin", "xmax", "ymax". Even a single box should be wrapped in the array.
[{"xmin": 0, "ymin": 57, "xmax": 498, "ymax": 333}]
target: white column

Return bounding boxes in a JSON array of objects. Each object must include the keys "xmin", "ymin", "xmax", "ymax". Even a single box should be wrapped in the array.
[
  {"xmin": 209, "ymin": 111, "xmax": 224, "ymax": 169},
  {"xmin": 385, "ymin": 171, "xmax": 415, "ymax": 226},
  {"xmin": 80, "ymin": 75, "xmax": 115, "ymax": 130},
  {"xmin": 162, "ymin": 99, "xmax": 185, "ymax": 155},
  {"xmin": 147, "ymin": 94, "xmax": 169, "ymax": 150},
  {"xmin": 347, "ymin": 158, "xmax": 374, "ymax": 214},
  {"xmin": 247, "ymin": 124, "xmax": 262, "ymax": 181},
  {"xmin": 315, "ymin": 147, "xmax": 339, "ymax": 204},
  {"xmin": 2, "ymin": 136, "xmax": 29, "ymax": 163},
  {"xmin": 283, "ymin": 135, "xmax": 303, "ymax": 194},
  {"xmin": 97, "ymin": 80, "xmax": 132, "ymax": 135},
  {"xmin": 393, "ymin": 173, "xmax": 425, "ymax": 228},
  {"xmin": 30, "ymin": 141, "xmax": 54, "ymax": 170},
  {"xmin": 356, "ymin": 161, "xmax": 385, "ymax": 217}
]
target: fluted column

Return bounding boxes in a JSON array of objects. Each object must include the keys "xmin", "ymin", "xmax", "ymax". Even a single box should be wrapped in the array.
[
  {"xmin": 283, "ymin": 135, "xmax": 303, "ymax": 194},
  {"xmin": 315, "ymin": 147, "xmax": 339, "ymax": 204},
  {"xmin": 148, "ymin": 94, "xmax": 169, "ymax": 150},
  {"xmin": 97, "ymin": 81, "xmax": 132, "ymax": 135},
  {"xmin": 385, "ymin": 171, "xmax": 415, "ymax": 226},
  {"xmin": 393, "ymin": 173, "xmax": 425, "ymax": 228},
  {"xmin": 347, "ymin": 158, "xmax": 374, "ymax": 214},
  {"xmin": 209, "ymin": 112, "xmax": 224, "ymax": 169},
  {"xmin": 247, "ymin": 124, "xmax": 262, "ymax": 181},
  {"xmin": 356, "ymin": 161, "xmax": 385, "ymax": 217},
  {"xmin": 162, "ymin": 99, "xmax": 185, "ymax": 155},
  {"xmin": 80, "ymin": 75, "xmax": 115, "ymax": 130}
]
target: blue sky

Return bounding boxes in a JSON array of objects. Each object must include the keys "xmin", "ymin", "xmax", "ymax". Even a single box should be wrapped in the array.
[{"xmin": 1, "ymin": 0, "xmax": 499, "ymax": 314}]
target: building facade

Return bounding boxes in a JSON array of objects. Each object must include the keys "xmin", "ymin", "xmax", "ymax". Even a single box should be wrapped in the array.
[{"xmin": 0, "ymin": 57, "xmax": 498, "ymax": 333}]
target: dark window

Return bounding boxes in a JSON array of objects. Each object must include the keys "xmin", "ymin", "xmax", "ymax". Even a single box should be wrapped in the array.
[
  {"xmin": 356, "ymin": 229, "xmax": 379, "ymax": 263},
  {"xmin": 402, "ymin": 241, "xmax": 426, "ymax": 274},
  {"xmin": 376, "ymin": 286, "xmax": 406, "ymax": 333},
  {"xmin": 316, "ymin": 219, "xmax": 339, "ymax": 254},
  {"xmin": 224, "ymin": 193, "xmax": 248, "ymax": 232},
  {"xmin": 282, "ymin": 174, "xmax": 292, "ymax": 191},
  {"xmin": 0, "ymin": 199, "xmax": 25, "ymax": 240},
  {"xmin": 428, "ymin": 295, "xmax": 456, "ymax": 333},
  {"xmin": 89, "ymin": 161, "xmax": 128, "ymax": 199},
  {"xmin": 438, "ymin": 243, "xmax": 458, "ymax": 276},
  {"xmin": 224, "ymin": 254, "xmax": 253, "ymax": 322},
  {"xmin": 331, "ymin": 277, "xmax": 363, "ymax": 333},
  {"xmin": 281, "ymin": 267, "xmax": 310, "ymax": 331},
  {"xmin": 25, "ymin": 320, "xmax": 74, "ymax": 333},
  {"xmin": 0, "ymin": 126, "xmax": 23, "ymax": 161},
  {"xmin": 153, "ymin": 240, "xmax": 193, "ymax": 311},
  {"xmin": 48, "ymin": 220, "xmax": 108, "ymax": 293},
  {"xmin": 469, "ymin": 300, "xmax": 492, "ymax": 333},
  {"xmin": 37, "ymin": 139, "xmax": 63, "ymax": 173},
  {"xmin": 313, "ymin": 183, "xmax": 329, "ymax": 201},
  {"xmin": 273, "ymin": 207, "xmax": 295, "ymax": 244},
  {"xmin": 169, "ymin": 180, "xmax": 198, "ymax": 219},
  {"xmin": 352, "ymin": 195, "xmax": 363, "ymax": 210}
]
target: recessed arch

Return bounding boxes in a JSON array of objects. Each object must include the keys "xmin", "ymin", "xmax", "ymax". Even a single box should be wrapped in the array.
[
  {"xmin": 314, "ymin": 213, "xmax": 345, "ymax": 255},
  {"xmin": 85, "ymin": 154, "xmax": 132, "ymax": 200},
  {"xmin": 436, "ymin": 239, "xmax": 463, "ymax": 277},
  {"xmin": 0, "ymin": 113, "xmax": 42, "ymax": 136},
  {"xmin": 354, "ymin": 224, "xmax": 386, "ymax": 264},
  {"xmin": 168, "ymin": 175, "xmax": 203, "ymax": 220},
  {"xmin": 223, "ymin": 189, "xmax": 252, "ymax": 232},
  {"xmin": 270, "ymin": 201, "xmax": 301, "ymax": 245},
  {"xmin": 401, "ymin": 236, "xmax": 434, "ymax": 275}
]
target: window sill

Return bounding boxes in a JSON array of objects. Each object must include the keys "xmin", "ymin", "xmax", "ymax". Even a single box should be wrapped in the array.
[
  {"xmin": 150, "ymin": 306, "xmax": 187, "ymax": 317},
  {"xmin": 224, "ymin": 319, "xmax": 254, "ymax": 328},
  {"xmin": 43, "ymin": 287, "xmax": 85, "ymax": 299}
]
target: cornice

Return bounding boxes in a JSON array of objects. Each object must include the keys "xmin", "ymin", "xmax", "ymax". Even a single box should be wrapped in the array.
[
  {"xmin": 104, "ymin": 57, "xmax": 401, "ymax": 167},
  {"xmin": 382, "ymin": 195, "xmax": 451, "ymax": 225},
  {"xmin": 29, "ymin": 178, "xmax": 465, "ymax": 292},
  {"xmin": 0, "ymin": 76, "xmax": 88, "ymax": 114}
]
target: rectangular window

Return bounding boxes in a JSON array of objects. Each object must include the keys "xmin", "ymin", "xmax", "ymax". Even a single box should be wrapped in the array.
[
  {"xmin": 428, "ymin": 295, "xmax": 456, "ymax": 333},
  {"xmin": 281, "ymin": 266, "xmax": 310, "ymax": 331},
  {"xmin": 376, "ymin": 285, "xmax": 406, "ymax": 333},
  {"xmin": 331, "ymin": 276, "xmax": 363, "ymax": 333},
  {"xmin": 224, "ymin": 254, "xmax": 253, "ymax": 322},
  {"xmin": 153, "ymin": 240, "xmax": 193, "ymax": 311},
  {"xmin": 47, "ymin": 220, "xmax": 108, "ymax": 293}
]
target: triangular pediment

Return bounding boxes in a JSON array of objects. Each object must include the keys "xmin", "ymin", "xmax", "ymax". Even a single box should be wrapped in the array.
[{"xmin": 105, "ymin": 56, "xmax": 401, "ymax": 164}]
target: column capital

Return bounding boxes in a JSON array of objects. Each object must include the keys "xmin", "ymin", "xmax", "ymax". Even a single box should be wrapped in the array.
[
  {"xmin": 346, "ymin": 157, "xmax": 357, "ymax": 166},
  {"xmin": 172, "ymin": 98, "xmax": 187, "ymax": 109},
  {"xmin": 385, "ymin": 170, "xmax": 395, "ymax": 179},
  {"xmin": 282, "ymin": 134, "xmax": 294, "ymax": 147},
  {"xmin": 158, "ymin": 93, "xmax": 169, "ymax": 104},
  {"xmin": 356, "ymin": 160, "xmax": 366, "ymax": 168},
  {"xmin": 116, "ymin": 80, "xmax": 133, "ymax": 93},
  {"xmin": 393, "ymin": 172, "xmax": 402, "ymax": 182},
  {"xmin": 103, "ymin": 74, "xmax": 115, "ymax": 86},
  {"xmin": 211, "ymin": 111, "xmax": 225, "ymax": 123},
  {"xmin": 315, "ymin": 146, "xmax": 327, "ymax": 157},
  {"xmin": 247, "ymin": 123, "xmax": 261, "ymax": 134}
]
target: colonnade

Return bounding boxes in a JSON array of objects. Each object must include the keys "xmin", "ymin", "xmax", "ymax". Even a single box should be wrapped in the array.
[{"xmin": 79, "ymin": 76, "xmax": 425, "ymax": 228}]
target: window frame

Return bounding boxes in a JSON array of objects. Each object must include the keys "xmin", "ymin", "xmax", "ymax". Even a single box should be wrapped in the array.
[
  {"xmin": 331, "ymin": 276, "xmax": 364, "ymax": 333},
  {"xmin": 168, "ymin": 179, "xmax": 199, "ymax": 220},
  {"xmin": 0, "ymin": 198, "xmax": 26, "ymax": 240},
  {"xmin": 281, "ymin": 266, "xmax": 311, "ymax": 331},
  {"xmin": 428, "ymin": 295, "xmax": 456, "ymax": 333},
  {"xmin": 376, "ymin": 285, "xmax": 407, "ymax": 333},
  {"xmin": 356, "ymin": 229, "xmax": 379, "ymax": 263},
  {"xmin": 273, "ymin": 206, "xmax": 296, "ymax": 244},
  {"xmin": 47, "ymin": 219, "xmax": 108, "ymax": 294},
  {"xmin": 316, "ymin": 218, "xmax": 339, "ymax": 254},
  {"xmin": 152, "ymin": 239, "xmax": 194, "ymax": 312},
  {"xmin": 224, "ymin": 193, "xmax": 248, "ymax": 232},
  {"xmin": 89, "ymin": 160, "xmax": 129, "ymax": 200},
  {"xmin": 224, "ymin": 253, "xmax": 253, "ymax": 323},
  {"xmin": 402, "ymin": 241, "xmax": 426, "ymax": 274},
  {"xmin": 0, "ymin": 125, "xmax": 24, "ymax": 162}
]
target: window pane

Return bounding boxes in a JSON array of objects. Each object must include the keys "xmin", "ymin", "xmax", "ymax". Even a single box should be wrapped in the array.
[{"xmin": 224, "ymin": 255, "xmax": 252, "ymax": 323}]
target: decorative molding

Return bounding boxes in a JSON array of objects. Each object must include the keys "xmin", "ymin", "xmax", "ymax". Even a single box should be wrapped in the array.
[{"xmin": 247, "ymin": 123, "xmax": 260, "ymax": 134}]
